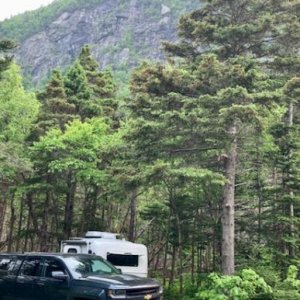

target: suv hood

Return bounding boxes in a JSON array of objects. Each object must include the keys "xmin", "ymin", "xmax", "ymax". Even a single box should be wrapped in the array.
[{"xmin": 79, "ymin": 274, "xmax": 159, "ymax": 288}]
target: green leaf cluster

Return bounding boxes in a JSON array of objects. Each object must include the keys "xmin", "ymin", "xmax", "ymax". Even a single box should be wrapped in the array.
[{"xmin": 195, "ymin": 269, "xmax": 272, "ymax": 300}]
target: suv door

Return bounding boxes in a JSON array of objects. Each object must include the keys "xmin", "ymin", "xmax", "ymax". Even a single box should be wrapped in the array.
[
  {"xmin": 39, "ymin": 257, "xmax": 70, "ymax": 300},
  {"xmin": 14, "ymin": 256, "xmax": 44, "ymax": 300}
]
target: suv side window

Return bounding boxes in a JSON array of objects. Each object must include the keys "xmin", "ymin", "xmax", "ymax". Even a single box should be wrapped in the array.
[
  {"xmin": 19, "ymin": 257, "xmax": 43, "ymax": 277},
  {"xmin": 0, "ymin": 256, "xmax": 11, "ymax": 277},
  {"xmin": 0, "ymin": 256, "xmax": 22, "ymax": 277},
  {"xmin": 43, "ymin": 258, "xmax": 67, "ymax": 278}
]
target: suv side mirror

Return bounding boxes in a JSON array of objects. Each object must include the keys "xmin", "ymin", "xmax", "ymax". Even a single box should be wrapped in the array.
[{"xmin": 51, "ymin": 271, "xmax": 68, "ymax": 280}]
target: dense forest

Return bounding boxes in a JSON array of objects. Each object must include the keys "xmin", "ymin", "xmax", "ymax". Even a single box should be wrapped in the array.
[{"xmin": 0, "ymin": 0, "xmax": 300, "ymax": 299}]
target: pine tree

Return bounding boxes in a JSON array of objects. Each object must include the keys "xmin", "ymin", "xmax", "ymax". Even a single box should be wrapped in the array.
[
  {"xmin": 0, "ymin": 40, "xmax": 15, "ymax": 75},
  {"xmin": 130, "ymin": 0, "xmax": 292, "ymax": 275},
  {"xmin": 267, "ymin": 77, "xmax": 300, "ymax": 265},
  {"xmin": 78, "ymin": 45, "xmax": 118, "ymax": 122},
  {"xmin": 264, "ymin": 0, "xmax": 300, "ymax": 264},
  {"xmin": 30, "ymin": 69, "xmax": 76, "ymax": 140},
  {"xmin": 79, "ymin": 45, "xmax": 116, "ymax": 98},
  {"xmin": 64, "ymin": 60, "xmax": 92, "ymax": 120}
]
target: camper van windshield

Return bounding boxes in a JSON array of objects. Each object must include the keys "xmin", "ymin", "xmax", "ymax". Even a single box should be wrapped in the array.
[{"xmin": 64, "ymin": 255, "xmax": 120, "ymax": 278}]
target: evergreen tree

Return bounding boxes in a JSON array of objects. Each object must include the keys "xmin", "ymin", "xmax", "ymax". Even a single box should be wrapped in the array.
[
  {"xmin": 79, "ymin": 45, "xmax": 116, "ymax": 98},
  {"xmin": 25, "ymin": 69, "xmax": 78, "ymax": 249},
  {"xmin": 64, "ymin": 60, "xmax": 92, "ymax": 120},
  {"xmin": 0, "ymin": 39, "xmax": 15, "ymax": 75},
  {"xmin": 78, "ymin": 45, "xmax": 98, "ymax": 73},
  {"xmin": 30, "ymin": 69, "xmax": 76, "ymax": 140},
  {"xmin": 130, "ymin": 0, "xmax": 294, "ymax": 275},
  {"xmin": 270, "ymin": 1, "xmax": 300, "ymax": 263},
  {"xmin": 78, "ymin": 45, "xmax": 118, "ymax": 123},
  {"xmin": 267, "ymin": 78, "xmax": 300, "ymax": 265},
  {"xmin": 0, "ymin": 62, "xmax": 39, "ymax": 245},
  {"xmin": 30, "ymin": 118, "xmax": 123, "ymax": 240}
]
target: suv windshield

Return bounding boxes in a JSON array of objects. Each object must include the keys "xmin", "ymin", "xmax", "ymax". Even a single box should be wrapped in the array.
[{"xmin": 63, "ymin": 255, "xmax": 120, "ymax": 278}]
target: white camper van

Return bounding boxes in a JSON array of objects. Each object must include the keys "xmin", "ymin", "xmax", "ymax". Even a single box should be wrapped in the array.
[{"xmin": 60, "ymin": 231, "xmax": 148, "ymax": 277}]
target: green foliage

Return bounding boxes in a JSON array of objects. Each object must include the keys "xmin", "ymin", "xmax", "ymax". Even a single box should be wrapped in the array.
[
  {"xmin": 0, "ymin": 63, "xmax": 39, "ymax": 143},
  {"xmin": 65, "ymin": 61, "xmax": 91, "ymax": 100},
  {"xmin": 30, "ymin": 69, "xmax": 76, "ymax": 140},
  {"xmin": 0, "ymin": 2, "xmax": 300, "ymax": 296},
  {"xmin": 0, "ymin": 39, "xmax": 15, "ymax": 74},
  {"xmin": 0, "ymin": 62, "xmax": 39, "ymax": 182},
  {"xmin": 64, "ymin": 60, "xmax": 92, "ymax": 119},
  {"xmin": 77, "ymin": 45, "xmax": 119, "ymax": 125},
  {"xmin": 162, "ymin": 267, "xmax": 300, "ymax": 300},
  {"xmin": 79, "ymin": 45, "xmax": 117, "ymax": 105},
  {"xmin": 163, "ymin": 275, "xmax": 199, "ymax": 300},
  {"xmin": 195, "ymin": 269, "xmax": 272, "ymax": 300},
  {"xmin": 31, "ymin": 117, "xmax": 123, "ymax": 185},
  {"xmin": 273, "ymin": 266, "xmax": 300, "ymax": 300}
]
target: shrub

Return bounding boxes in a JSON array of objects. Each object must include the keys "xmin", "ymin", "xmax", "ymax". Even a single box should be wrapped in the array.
[
  {"xmin": 273, "ymin": 265, "xmax": 300, "ymax": 300},
  {"xmin": 195, "ymin": 269, "xmax": 273, "ymax": 300}
]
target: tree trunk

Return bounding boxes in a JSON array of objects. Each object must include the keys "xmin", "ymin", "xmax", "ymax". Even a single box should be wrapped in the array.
[
  {"xmin": 128, "ymin": 189, "xmax": 138, "ymax": 242},
  {"xmin": 169, "ymin": 245, "xmax": 177, "ymax": 286},
  {"xmin": 162, "ymin": 215, "xmax": 170, "ymax": 287},
  {"xmin": 15, "ymin": 195, "xmax": 25, "ymax": 251},
  {"xmin": 255, "ymin": 138, "xmax": 263, "ymax": 244},
  {"xmin": 197, "ymin": 245, "xmax": 202, "ymax": 285},
  {"xmin": 26, "ymin": 193, "xmax": 40, "ymax": 251},
  {"xmin": 221, "ymin": 124, "xmax": 237, "ymax": 275},
  {"xmin": 288, "ymin": 102, "xmax": 294, "ymax": 257},
  {"xmin": 81, "ymin": 185, "xmax": 93, "ymax": 233},
  {"xmin": 0, "ymin": 185, "xmax": 8, "ymax": 242},
  {"xmin": 191, "ymin": 220, "xmax": 195, "ymax": 285},
  {"xmin": 0, "ymin": 197, "xmax": 7, "ymax": 242},
  {"xmin": 40, "ymin": 189, "xmax": 51, "ymax": 251},
  {"xmin": 7, "ymin": 192, "xmax": 16, "ymax": 252},
  {"xmin": 23, "ymin": 205, "xmax": 31, "ymax": 252},
  {"xmin": 63, "ymin": 171, "xmax": 76, "ymax": 240}
]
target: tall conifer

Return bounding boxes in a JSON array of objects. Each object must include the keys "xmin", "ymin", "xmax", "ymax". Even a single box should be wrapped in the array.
[
  {"xmin": 31, "ymin": 69, "xmax": 76, "ymax": 139},
  {"xmin": 130, "ymin": 0, "xmax": 297, "ymax": 275},
  {"xmin": 78, "ymin": 45, "xmax": 118, "ymax": 122}
]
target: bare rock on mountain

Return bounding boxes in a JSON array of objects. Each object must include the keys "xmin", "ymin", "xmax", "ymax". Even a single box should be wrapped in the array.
[{"xmin": 0, "ymin": 0, "xmax": 198, "ymax": 85}]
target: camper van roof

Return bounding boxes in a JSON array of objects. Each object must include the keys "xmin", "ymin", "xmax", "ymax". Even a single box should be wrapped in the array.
[{"xmin": 85, "ymin": 231, "xmax": 121, "ymax": 239}]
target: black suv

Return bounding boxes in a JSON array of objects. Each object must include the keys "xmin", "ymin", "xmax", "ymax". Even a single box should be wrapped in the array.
[{"xmin": 0, "ymin": 253, "xmax": 163, "ymax": 300}]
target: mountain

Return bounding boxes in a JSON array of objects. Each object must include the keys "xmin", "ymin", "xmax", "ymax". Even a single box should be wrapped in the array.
[{"xmin": 0, "ymin": 0, "xmax": 199, "ymax": 86}]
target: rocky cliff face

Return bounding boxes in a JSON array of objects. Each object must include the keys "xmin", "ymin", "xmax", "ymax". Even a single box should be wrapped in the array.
[{"xmin": 4, "ymin": 0, "xmax": 198, "ymax": 85}]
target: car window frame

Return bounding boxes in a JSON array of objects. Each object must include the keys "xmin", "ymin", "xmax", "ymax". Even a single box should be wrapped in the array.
[
  {"xmin": 0, "ymin": 255, "xmax": 24, "ymax": 278},
  {"xmin": 18, "ymin": 256, "xmax": 44, "ymax": 278},
  {"xmin": 40, "ymin": 256, "xmax": 71, "ymax": 279}
]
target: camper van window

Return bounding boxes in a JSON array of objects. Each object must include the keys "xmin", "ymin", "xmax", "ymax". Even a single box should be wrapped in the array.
[
  {"xmin": 107, "ymin": 254, "xmax": 138, "ymax": 267},
  {"xmin": 67, "ymin": 248, "xmax": 78, "ymax": 253}
]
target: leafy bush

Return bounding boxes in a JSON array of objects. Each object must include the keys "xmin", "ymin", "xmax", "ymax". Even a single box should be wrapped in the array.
[
  {"xmin": 273, "ymin": 265, "xmax": 300, "ymax": 300},
  {"xmin": 163, "ymin": 274, "xmax": 199, "ymax": 300},
  {"xmin": 163, "ymin": 266, "xmax": 300, "ymax": 300},
  {"xmin": 195, "ymin": 269, "xmax": 273, "ymax": 300},
  {"xmin": 252, "ymin": 265, "xmax": 280, "ymax": 288}
]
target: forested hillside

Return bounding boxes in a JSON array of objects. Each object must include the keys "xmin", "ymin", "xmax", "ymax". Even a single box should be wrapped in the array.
[
  {"xmin": 0, "ymin": 0, "xmax": 198, "ymax": 86},
  {"xmin": 1, "ymin": 0, "xmax": 300, "ymax": 299}
]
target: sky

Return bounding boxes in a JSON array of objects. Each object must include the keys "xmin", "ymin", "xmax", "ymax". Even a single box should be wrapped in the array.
[{"xmin": 0, "ymin": 0, "xmax": 55, "ymax": 21}]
